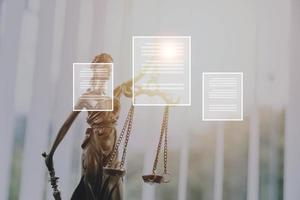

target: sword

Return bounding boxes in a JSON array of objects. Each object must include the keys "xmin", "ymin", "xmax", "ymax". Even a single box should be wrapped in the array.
[{"xmin": 42, "ymin": 152, "xmax": 62, "ymax": 200}]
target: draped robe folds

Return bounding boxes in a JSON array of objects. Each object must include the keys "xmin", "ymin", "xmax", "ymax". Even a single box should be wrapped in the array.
[
  {"xmin": 45, "ymin": 81, "xmax": 132, "ymax": 200},
  {"xmin": 71, "ymin": 96, "xmax": 123, "ymax": 200}
]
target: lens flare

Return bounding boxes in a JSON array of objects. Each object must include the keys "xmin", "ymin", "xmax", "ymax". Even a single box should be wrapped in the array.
[{"xmin": 161, "ymin": 43, "xmax": 177, "ymax": 59}]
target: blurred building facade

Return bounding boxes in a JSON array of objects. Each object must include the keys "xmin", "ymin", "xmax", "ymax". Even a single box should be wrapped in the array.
[{"xmin": 0, "ymin": 0, "xmax": 299, "ymax": 200}]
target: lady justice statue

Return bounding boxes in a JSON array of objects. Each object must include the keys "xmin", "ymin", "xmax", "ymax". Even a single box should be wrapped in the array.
[{"xmin": 43, "ymin": 53, "xmax": 176, "ymax": 200}]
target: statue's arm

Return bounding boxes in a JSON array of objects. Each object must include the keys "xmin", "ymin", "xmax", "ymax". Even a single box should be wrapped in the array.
[
  {"xmin": 114, "ymin": 72, "xmax": 144, "ymax": 99},
  {"xmin": 115, "ymin": 73, "xmax": 179, "ymax": 104},
  {"xmin": 44, "ymin": 110, "xmax": 81, "ymax": 171},
  {"xmin": 49, "ymin": 111, "xmax": 80, "ymax": 155}
]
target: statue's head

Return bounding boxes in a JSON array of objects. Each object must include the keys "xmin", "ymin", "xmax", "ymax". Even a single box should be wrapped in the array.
[
  {"xmin": 89, "ymin": 53, "xmax": 113, "ymax": 92},
  {"xmin": 92, "ymin": 53, "xmax": 113, "ymax": 63}
]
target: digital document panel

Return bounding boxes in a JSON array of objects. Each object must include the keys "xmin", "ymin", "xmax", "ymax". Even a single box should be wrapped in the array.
[
  {"xmin": 73, "ymin": 63, "xmax": 113, "ymax": 111},
  {"xmin": 133, "ymin": 36, "xmax": 191, "ymax": 106},
  {"xmin": 202, "ymin": 72, "xmax": 243, "ymax": 121}
]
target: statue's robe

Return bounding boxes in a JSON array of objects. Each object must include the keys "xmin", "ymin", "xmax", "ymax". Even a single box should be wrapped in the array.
[{"xmin": 71, "ymin": 97, "xmax": 123, "ymax": 200}]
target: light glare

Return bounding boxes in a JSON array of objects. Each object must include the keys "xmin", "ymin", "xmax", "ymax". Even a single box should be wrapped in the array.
[{"xmin": 161, "ymin": 43, "xmax": 177, "ymax": 59}]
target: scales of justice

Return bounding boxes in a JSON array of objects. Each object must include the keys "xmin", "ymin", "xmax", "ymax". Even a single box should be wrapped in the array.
[{"xmin": 42, "ymin": 52, "xmax": 181, "ymax": 200}]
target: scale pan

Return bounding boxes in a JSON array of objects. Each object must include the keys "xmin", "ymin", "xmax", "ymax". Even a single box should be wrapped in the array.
[
  {"xmin": 142, "ymin": 174, "xmax": 164, "ymax": 184},
  {"xmin": 103, "ymin": 167, "xmax": 126, "ymax": 177}
]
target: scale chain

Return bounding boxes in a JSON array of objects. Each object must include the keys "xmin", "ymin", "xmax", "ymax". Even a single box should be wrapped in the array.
[
  {"xmin": 152, "ymin": 106, "xmax": 169, "ymax": 175},
  {"xmin": 120, "ymin": 106, "xmax": 134, "ymax": 168},
  {"xmin": 163, "ymin": 107, "xmax": 169, "ymax": 174},
  {"xmin": 107, "ymin": 105, "xmax": 134, "ymax": 168}
]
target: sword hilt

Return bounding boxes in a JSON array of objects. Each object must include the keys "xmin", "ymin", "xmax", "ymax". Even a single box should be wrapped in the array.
[{"xmin": 42, "ymin": 152, "xmax": 62, "ymax": 200}]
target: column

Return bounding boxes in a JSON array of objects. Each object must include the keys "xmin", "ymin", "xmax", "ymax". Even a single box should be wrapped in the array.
[
  {"xmin": 19, "ymin": 0, "xmax": 56, "ymax": 199},
  {"xmin": 284, "ymin": 1, "xmax": 300, "ymax": 199},
  {"xmin": 213, "ymin": 123, "xmax": 224, "ymax": 200},
  {"xmin": 0, "ymin": 0, "xmax": 26, "ymax": 199},
  {"xmin": 48, "ymin": 0, "xmax": 81, "ymax": 198},
  {"xmin": 177, "ymin": 133, "xmax": 189, "ymax": 200}
]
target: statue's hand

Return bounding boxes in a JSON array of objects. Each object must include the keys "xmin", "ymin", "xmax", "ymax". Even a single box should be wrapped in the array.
[{"xmin": 42, "ymin": 152, "xmax": 54, "ymax": 171}]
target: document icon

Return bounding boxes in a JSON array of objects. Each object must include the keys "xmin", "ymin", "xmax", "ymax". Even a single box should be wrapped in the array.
[
  {"xmin": 133, "ymin": 36, "xmax": 191, "ymax": 106},
  {"xmin": 73, "ymin": 63, "xmax": 113, "ymax": 111},
  {"xmin": 202, "ymin": 72, "xmax": 243, "ymax": 121}
]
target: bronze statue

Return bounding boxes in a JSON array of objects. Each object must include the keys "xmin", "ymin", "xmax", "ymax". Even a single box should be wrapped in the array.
[{"xmin": 43, "ymin": 54, "xmax": 135, "ymax": 200}]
